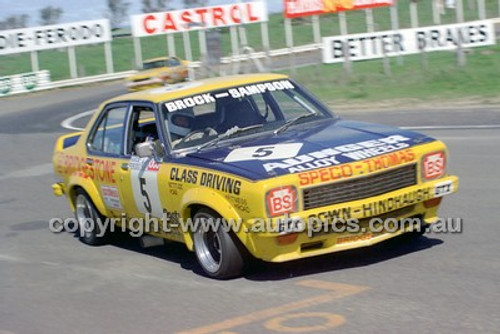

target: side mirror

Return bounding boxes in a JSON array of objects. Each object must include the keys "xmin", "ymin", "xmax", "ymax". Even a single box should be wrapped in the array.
[{"xmin": 134, "ymin": 140, "xmax": 164, "ymax": 162}]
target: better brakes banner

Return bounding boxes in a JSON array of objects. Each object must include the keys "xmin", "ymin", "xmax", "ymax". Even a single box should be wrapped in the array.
[
  {"xmin": 0, "ymin": 19, "xmax": 111, "ymax": 55},
  {"xmin": 284, "ymin": 0, "xmax": 394, "ymax": 18},
  {"xmin": 322, "ymin": 20, "xmax": 496, "ymax": 64},
  {"xmin": 131, "ymin": 1, "xmax": 268, "ymax": 37}
]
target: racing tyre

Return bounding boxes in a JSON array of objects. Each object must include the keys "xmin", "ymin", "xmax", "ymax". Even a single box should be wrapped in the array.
[
  {"xmin": 74, "ymin": 189, "xmax": 108, "ymax": 245},
  {"xmin": 193, "ymin": 208, "xmax": 245, "ymax": 279}
]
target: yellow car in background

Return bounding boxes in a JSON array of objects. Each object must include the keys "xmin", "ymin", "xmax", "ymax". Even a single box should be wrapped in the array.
[{"xmin": 125, "ymin": 56, "xmax": 188, "ymax": 91}]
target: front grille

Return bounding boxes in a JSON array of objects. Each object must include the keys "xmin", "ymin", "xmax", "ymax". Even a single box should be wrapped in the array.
[{"xmin": 303, "ymin": 164, "xmax": 417, "ymax": 210}]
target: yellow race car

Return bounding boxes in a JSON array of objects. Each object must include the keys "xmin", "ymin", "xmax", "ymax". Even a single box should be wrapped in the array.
[
  {"xmin": 125, "ymin": 56, "xmax": 188, "ymax": 92},
  {"xmin": 52, "ymin": 74, "xmax": 458, "ymax": 279}
]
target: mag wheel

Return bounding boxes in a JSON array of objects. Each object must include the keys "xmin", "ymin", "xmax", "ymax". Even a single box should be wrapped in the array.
[
  {"xmin": 74, "ymin": 189, "xmax": 108, "ymax": 245},
  {"xmin": 193, "ymin": 208, "xmax": 245, "ymax": 279}
]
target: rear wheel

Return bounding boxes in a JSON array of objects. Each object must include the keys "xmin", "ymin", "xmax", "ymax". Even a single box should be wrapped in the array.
[
  {"xmin": 74, "ymin": 189, "xmax": 108, "ymax": 245},
  {"xmin": 192, "ymin": 208, "xmax": 245, "ymax": 279}
]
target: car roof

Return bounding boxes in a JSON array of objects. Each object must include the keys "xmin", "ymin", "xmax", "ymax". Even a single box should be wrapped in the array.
[
  {"xmin": 143, "ymin": 57, "xmax": 169, "ymax": 63},
  {"xmin": 108, "ymin": 73, "xmax": 290, "ymax": 104}
]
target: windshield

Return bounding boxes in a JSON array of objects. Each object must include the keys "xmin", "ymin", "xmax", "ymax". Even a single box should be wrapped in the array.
[
  {"xmin": 143, "ymin": 60, "xmax": 166, "ymax": 70},
  {"xmin": 160, "ymin": 79, "xmax": 334, "ymax": 151}
]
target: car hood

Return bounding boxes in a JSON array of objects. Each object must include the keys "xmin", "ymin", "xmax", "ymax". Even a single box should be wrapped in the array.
[
  {"xmin": 128, "ymin": 68, "xmax": 165, "ymax": 80},
  {"xmin": 174, "ymin": 118, "xmax": 434, "ymax": 181}
]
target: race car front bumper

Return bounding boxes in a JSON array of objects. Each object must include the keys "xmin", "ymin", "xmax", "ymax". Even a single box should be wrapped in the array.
[{"xmin": 245, "ymin": 175, "xmax": 458, "ymax": 262}]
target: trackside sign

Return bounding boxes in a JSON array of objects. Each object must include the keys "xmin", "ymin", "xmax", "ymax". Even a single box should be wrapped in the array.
[
  {"xmin": 0, "ymin": 19, "xmax": 111, "ymax": 55},
  {"xmin": 323, "ymin": 20, "xmax": 496, "ymax": 63},
  {"xmin": 130, "ymin": 1, "xmax": 268, "ymax": 37},
  {"xmin": 284, "ymin": 0, "xmax": 394, "ymax": 18}
]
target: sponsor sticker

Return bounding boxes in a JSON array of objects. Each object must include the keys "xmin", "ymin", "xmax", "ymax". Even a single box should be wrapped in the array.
[
  {"xmin": 266, "ymin": 186, "xmax": 297, "ymax": 217},
  {"xmin": 434, "ymin": 180, "xmax": 453, "ymax": 197},
  {"xmin": 422, "ymin": 151, "xmax": 446, "ymax": 180},
  {"xmin": 101, "ymin": 185, "xmax": 122, "ymax": 209}
]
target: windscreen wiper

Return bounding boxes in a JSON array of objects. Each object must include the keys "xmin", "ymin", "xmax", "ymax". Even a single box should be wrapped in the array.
[
  {"xmin": 198, "ymin": 124, "xmax": 263, "ymax": 151},
  {"xmin": 274, "ymin": 112, "xmax": 318, "ymax": 135}
]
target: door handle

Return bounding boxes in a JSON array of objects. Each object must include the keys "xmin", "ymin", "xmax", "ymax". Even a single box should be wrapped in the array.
[{"xmin": 121, "ymin": 163, "xmax": 129, "ymax": 171}]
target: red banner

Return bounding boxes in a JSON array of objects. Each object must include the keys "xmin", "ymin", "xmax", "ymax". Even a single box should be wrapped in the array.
[{"xmin": 284, "ymin": 0, "xmax": 394, "ymax": 19}]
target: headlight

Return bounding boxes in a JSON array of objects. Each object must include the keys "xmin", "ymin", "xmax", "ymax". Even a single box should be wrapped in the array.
[
  {"xmin": 266, "ymin": 186, "xmax": 298, "ymax": 217},
  {"xmin": 421, "ymin": 151, "xmax": 446, "ymax": 181}
]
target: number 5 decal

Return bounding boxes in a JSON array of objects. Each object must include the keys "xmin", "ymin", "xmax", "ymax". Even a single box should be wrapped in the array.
[
  {"xmin": 130, "ymin": 157, "xmax": 163, "ymax": 217},
  {"xmin": 139, "ymin": 177, "xmax": 152, "ymax": 213},
  {"xmin": 224, "ymin": 143, "xmax": 303, "ymax": 162}
]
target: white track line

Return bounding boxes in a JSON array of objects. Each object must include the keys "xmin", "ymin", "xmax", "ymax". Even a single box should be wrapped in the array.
[
  {"xmin": 401, "ymin": 125, "xmax": 500, "ymax": 130},
  {"xmin": 60, "ymin": 109, "xmax": 95, "ymax": 131}
]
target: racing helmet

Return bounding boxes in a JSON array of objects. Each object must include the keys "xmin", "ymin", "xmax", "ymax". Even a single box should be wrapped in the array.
[{"xmin": 167, "ymin": 109, "xmax": 195, "ymax": 138}]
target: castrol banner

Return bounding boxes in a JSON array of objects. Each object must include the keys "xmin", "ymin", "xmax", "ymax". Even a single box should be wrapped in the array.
[
  {"xmin": 283, "ymin": 0, "xmax": 394, "ymax": 19},
  {"xmin": 131, "ymin": 1, "xmax": 268, "ymax": 37},
  {"xmin": 0, "ymin": 19, "xmax": 111, "ymax": 55}
]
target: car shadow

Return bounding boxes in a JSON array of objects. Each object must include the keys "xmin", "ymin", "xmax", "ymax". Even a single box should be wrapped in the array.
[
  {"xmin": 100, "ymin": 230, "xmax": 443, "ymax": 280},
  {"xmin": 243, "ymin": 234, "xmax": 443, "ymax": 281}
]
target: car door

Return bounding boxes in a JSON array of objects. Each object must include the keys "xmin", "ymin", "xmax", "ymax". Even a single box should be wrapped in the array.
[
  {"xmin": 117, "ymin": 103, "xmax": 168, "ymax": 221},
  {"xmin": 86, "ymin": 103, "xmax": 130, "ymax": 217}
]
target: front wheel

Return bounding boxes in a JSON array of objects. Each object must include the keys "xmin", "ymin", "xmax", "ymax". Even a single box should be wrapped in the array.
[
  {"xmin": 192, "ymin": 208, "xmax": 245, "ymax": 279},
  {"xmin": 74, "ymin": 189, "xmax": 108, "ymax": 245}
]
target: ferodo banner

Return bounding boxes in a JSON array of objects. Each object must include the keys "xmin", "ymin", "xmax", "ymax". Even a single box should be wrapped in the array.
[
  {"xmin": 0, "ymin": 19, "xmax": 111, "ymax": 55},
  {"xmin": 284, "ymin": 0, "xmax": 394, "ymax": 18},
  {"xmin": 323, "ymin": 20, "xmax": 496, "ymax": 63},
  {"xmin": 131, "ymin": 1, "xmax": 268, "ymax": 37}
]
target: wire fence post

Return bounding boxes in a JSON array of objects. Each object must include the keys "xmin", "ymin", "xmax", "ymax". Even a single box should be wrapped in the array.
[
  {"xmin": 456, "ymin": 0, "xmax": 464, "ymax": 22},
  {"xmin": 198, "ymin": 30, "xmax": 207, "ymax": 67},
  {"xmin": 312, "ymin": 15, "xmax": 321, "ymax": 44},
  {"xmin": 365, "ymin": 9, "xmax": 375, "ymax": 33},
  {"xmin": 260, "ymin": 21, "xmax": 271, "ymax": 69},
  {"xmin": 339, "ymin": 12, "xmax": 348, "ymax": 35},
  {"xmin": 183, "ymin": 31, "xmax": 194, "ymax": 80},
  {"xmin": 167, "ymin": 34, "xmax": 176, "ymax": 57},
  {"xmin": 477, "ymin": 0, "xmax": 486, "ymax": 19},
  {"xmin": 133, "ymin": 37, "xmax": 143, "ymax": 70},
  {"xmin": 456, "ymin": 32, "xmax": 466, "ymax": 67},
  {"xmin": 433, "ymin": 0, "xmax": 442, "ymax": 24},
  {"xmin": 390, "ymin": 5, "xmax": 403, "ymax": 65},
  {"xmin": 230, "ymin": 26, "xmax": 240, "ymax": 74},
  {"xmin": 284, "ymin": 18, "xmax": 296, "ymax": 75},
  {"xmin": 410, "ymin": 2, "xmax": 419, "ymax": 28},
  {"xmin": 68, "ymin": 46, "xmax": 78, "ymax": 78},
  {"xmin": 343, "ymin": 40, "xmax": 352, "ymax": 76},
  {"xmin": 104, "ymin": 41, "xmax": 114, "ymax": 74},
  {"xmin": 30, "ymin": 51, "xmax": 39, "ymax": 73}
]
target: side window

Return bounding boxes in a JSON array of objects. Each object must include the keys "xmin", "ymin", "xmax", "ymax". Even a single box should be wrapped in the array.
[
  {"xmin": 126, "ymin": 105, "xmax": 160, "ymax": 156},
  {"xmin": 252, "ymin": 93, "xmax": 276, "ymax": 122},
  {"xmin": 88, "ymin": 106, "xmax": 127, "ymax": 155},
  {"xmin": 168, "ymin": 57, "xmax": 181, "ymax": 67}
]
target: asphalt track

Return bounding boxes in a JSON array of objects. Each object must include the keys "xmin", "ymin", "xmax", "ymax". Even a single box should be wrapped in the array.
[{"xmin": 1, "ymin": 82, "xmax": 499, "ymax": 334}]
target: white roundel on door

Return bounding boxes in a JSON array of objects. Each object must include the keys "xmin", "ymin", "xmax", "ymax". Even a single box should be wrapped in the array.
[
  {"xmin": 129, "ymin": 156, "xmax": 164, "ymax": 217},
  {"xmin": 224, "ymin": 143, "xmax": 303, "ymax": 163}
]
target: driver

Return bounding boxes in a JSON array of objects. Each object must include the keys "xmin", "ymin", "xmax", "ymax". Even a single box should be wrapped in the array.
[{"xmin": 168, "ymin": 109, "xmax": 195, "ymax": 142}]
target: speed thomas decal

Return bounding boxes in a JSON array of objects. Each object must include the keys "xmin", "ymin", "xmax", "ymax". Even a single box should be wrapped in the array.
[{"xmin": 224, "ymin": 143, "xmax": 303, "ymax": 163}]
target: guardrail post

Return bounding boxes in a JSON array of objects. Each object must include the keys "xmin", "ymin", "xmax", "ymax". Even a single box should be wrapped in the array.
[
  {"xmin": 68, "ymin": 46, "xmax": 78, "ymax": 78},
  {"xmin": 30, "ymin": 51, "xmax": 40, "ymax": 73},
  {"xmin": 167, "ymin": 34, "xmax": 176, "ymax": 57},
  {"xmin": 104, "ymin": 41, "xmax": 114, "ymax": 74},
  {"xmin": 342, "ymin": 40, "xmax": 352, "ymax": 76},
  {"xmin": 133, "ymin": 37, "xmax": 143, "ymax": 70},
  {"xmin": 365, "ymin": 9, "xmax": 375, "ymax": 33},
  {"xmin": 456, "ymin": 0, "xmax": 464, "ymax": 22},
  {"xmin": 456, "ymin": 33, "xmax": 466, "ymax": 67}
]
